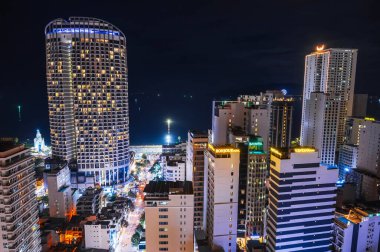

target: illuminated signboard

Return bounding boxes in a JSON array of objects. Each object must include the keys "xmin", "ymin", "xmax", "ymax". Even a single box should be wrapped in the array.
[
  {"xmin": 208, "ymin": 143, "xmax": 240, "ymax": 154},
  {"xmin": 364, "ymin": 117, "xmax": 375, "ymax": 121},
  {"xmin": 270, "ymin": 147, "xmax": 282, "ymax": 157},
  {"xmin": 293, "ymin": 148, "xmax": 315, "ymax": 153},
  {"xmin": 249, "ymin": 140, "xmax": 264, "ymax": 153},
  {"xmin": 48, "ymin": 28, "xmax": 120, "ymax": 36}
]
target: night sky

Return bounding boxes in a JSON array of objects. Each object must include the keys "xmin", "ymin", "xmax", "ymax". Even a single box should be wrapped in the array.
[{"xmin": 1, "ymin": 0, "xmax": 380, "ymax": 144}]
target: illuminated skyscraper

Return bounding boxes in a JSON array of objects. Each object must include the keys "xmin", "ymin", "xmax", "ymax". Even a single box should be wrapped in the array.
[
  {"xmin": 0, "ymin": 139, "xmax": 41, "ymax": 251},
  {"xmin": 186, "ymin": 130, "xmax": 208, "ymax": 230},
  {"xmin": 204, "ymin": 144, "xmax": 240, "ymax": 252},
  {"xmin": 267, "ymin": 147, "xmax": 338, "ymax": 252},
  {"xmin": 301, "ymin": 47, "xmax": 358, "ymax": 165},
  {"xmin": 45, "ymin": 17, "xmax": 129, "ymax": 185}
]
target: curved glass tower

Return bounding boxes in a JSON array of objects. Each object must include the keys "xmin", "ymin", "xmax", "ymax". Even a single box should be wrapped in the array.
[{"xmin": 45, "ymin": 17, "xmax": 129, "ymax": 185}]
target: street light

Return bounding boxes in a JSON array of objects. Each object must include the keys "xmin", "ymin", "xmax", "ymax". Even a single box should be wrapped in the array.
[{"xmin": 166, "ymin": 119, "xmax": 172, "ymax": 145}]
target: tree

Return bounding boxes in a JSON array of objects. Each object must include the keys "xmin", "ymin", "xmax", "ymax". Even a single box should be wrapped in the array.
[
  {"xmin": 131, "ymin": 232, "xmax": 140, "ymax": 246},
  {"xmin": 136, "ymin": 224, "xmax": 144, "ymax": 235},
  {"xmin": 128, "ymin": 190, "xmax": 136, "ymax": 198},
  {"xmin": 139, "ymin": 212, "xmax": 145, "ymax": 226}
]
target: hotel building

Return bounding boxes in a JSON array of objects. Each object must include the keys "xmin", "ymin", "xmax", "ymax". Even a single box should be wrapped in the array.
[
  {"xmin": 204, "ymin": 144, "xmax": 240, "ymax": 252},
  {"xmin": 45, "ymin": 17, "xmax": 129, "ymax": 185},
  {"xmin": 144, "ymin": 181, "xmax": 194, "ymax": 252},
  {"xmin": 267, "ymin": 147, "xmax": 338, "ymax": 252},
  {"xmin": 186, "ymin": 130, "xmax": 208, "ymax": 230},
  {"xmin": 0, "ymin": 139, "xmax": 41, "ymax": 251},
  {"xmin": 301, "ymin": 47, "xmax": 358, "ymax": 165}
]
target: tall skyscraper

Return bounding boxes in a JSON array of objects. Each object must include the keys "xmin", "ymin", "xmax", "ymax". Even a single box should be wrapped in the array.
[
  {"xmin": 270, "ymin": 98, "xmax": 294, "ymax": 148},
  {"xmin": 144, "ymin": 181, "xmax": 194, "ymax": 252},
  {"xmin": 301, "ymin": 47, "xmax": 358, "ymax": 165},
  {"xmin": 204, "ymin": 144, "xmax": 240, "ymax": 252},
  {"xmin": 0, "ymin": 139, "xmax": 41, "ymax": 251},
  {"xmin": 45, "ymin": 17, "xmax": 129, "ymax": 185},
  {"xmin": 186, "ymin": 130, "xmax": 208, "ymax": 230},
  {"xmin": 267, "ymin": 147, "xmax": 338, "ymax": 252},
  {"xmin": 245, "ymin": 136, "xmax": 267, "ymax": 239}
]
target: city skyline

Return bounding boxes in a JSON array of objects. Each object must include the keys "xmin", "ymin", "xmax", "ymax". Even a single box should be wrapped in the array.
[
  {"xmin": 1, "ymin": 2, "xmax": 380, "ymax": 251},
  {"xmin": 1, "ymin": 0, "xmax": 380, "ymax": 144}
]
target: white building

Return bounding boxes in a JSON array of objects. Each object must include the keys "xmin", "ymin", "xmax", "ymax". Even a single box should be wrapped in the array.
[
  {"xmin": 162, "ymin": 160, "xmax": 185, "ymax": 181},
  {"xmin": 333, "ymin": 208, "xmax": 380, "ymax": 252},
  {"xmin": 84, "ymin": 220, "xmax": 115, "ymax": 250},
  {"xmin": 33, "ymin": 129, "xmax": 47, "ymax": 152},
  {"xmin": 301, "ymin": 47, "xmax": 358, "ymax": 165},
  {"xmin": 204, "ymin": 144, "xmax": 240, "ymax": 252},
  {"xmin": 144, "ymin": 181, "xmax": 194, "ymax": 252},
  {"xmin": 45, "ymin": 17, "xmax": 129, "ymax": 185},
  {"xmin": 211, "ymin": 101, "xmax": 247, "ymax": 145},
  {"xmin": 186, "ymin": 130, "xmax": 208, "ymax": 230},
  {"xmin": 344, "ymin": 117, "xmax": 366, "ymax": 145},
  {"xmin": 357, "ymin": 119, "xmax": 380, "ymax": 177},
  {"xmin": 44, "ymin": 160, "xmax": 77, "ymax": 219},
  {"xmin": 129, "ymin": 145, "xmax": 162, "ymax": 160},
  {"xmin": 267, "ymin": 147, "xmax": 338, "ymax": 252},
  {"xmin": 212, "ymin": 91, "xmax": 291, "ymax": 152},
  {"xmin": 0, "ymin": 139, "xmax": 41, "ymax": 251},
  {"xmin": 338, "ymin": 144, "xmax": 358, "ymax": 181}
]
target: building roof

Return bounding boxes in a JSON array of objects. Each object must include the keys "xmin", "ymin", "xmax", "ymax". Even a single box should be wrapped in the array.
[
  {"xmin": 0, "ymin": 138, "xmax": 21, "ymax": 152},
  {"xmin": 0, "ymin": 138, "xmax": 25, "ymax": 158},
  {"xmin": 144, "ymin": 181, "xmax": 193, "ymax": 195},
  {"xmin": 189, "ymin": 130, "xmax": 208, "ymax": 138},
  {"xmin": 270, "ymin": 146, "xmax": 317, "ymax": 159}
]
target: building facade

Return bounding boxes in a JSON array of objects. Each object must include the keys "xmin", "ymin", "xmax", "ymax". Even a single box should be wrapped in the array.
[
  {"xmin": 0, "ymin": 140, "xmax": 41, "ymax": 251},
  {"xmin": 270, "ymin": 99, "xmax": 294, "ymax": 148},
  {"xmin": 337, "ymin": 144, "xmax": 358, "ymax": 181},
  {"xmin": 301, "ymin": 47, "xmax": 358, "ymax": 165},
  {"xmin": 45, "ymin": 17, "xmax": 129, "ymax": 185},
  {"xmin": 204, "ymin": 144, "xmax": 240, "ymax": 252},
  {"xmin": 333, "ymin": 208, "xmax": 380, "ymax": 252},
  {"xmin": 44, "ymin": 161, "xmax": 77, "ymax": 219},
  {"xmin": 144, "ymin": 181, "xmax": 194, "ymax": 252},
  {"xmin": 245, "ymin": 137, "xmax": 267, "ymax": 239},
  {"xmin": 84, "ymin": 221, "xmax": 115, "ymax": 250},
  {"xmin": 186, "ymin": 130, "xmax": 208, "ymax": 230},
  {"xmin": 267, "ymin": 147, "xmax": 338, "ymax": 252}
]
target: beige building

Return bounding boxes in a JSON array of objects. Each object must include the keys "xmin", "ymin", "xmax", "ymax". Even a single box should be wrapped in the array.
[
  {"xmin": 204, "ymin": 144, "xmax": 240, "ymax": 252},
  {"xmin": 144, "ymin": 181, "xmax": 194, "ymax": 251},
  {"xmin": 186, "ymin": 130, "xmax": 208, "ymax": 230},
  {"xmin": 44, "ymin": 160, "xmax": 77, "ymax": 219},
  {"xmin": 0, "ymin": 139, "xmax": 41, "ymax": 251}
]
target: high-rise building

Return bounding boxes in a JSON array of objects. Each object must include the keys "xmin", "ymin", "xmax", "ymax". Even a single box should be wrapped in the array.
[
  {"xmin": 212, "ymin": 91, "xmax": 292, "ymax": 152},
  {"xmin": 0, "ymin": 139, "xmax": 41, "ymax": 251},
  {"xmin": 350, "ymin": 118, "xmax": 380, "ymax": 200},
  {"xmin": 144, "ymin": 181, "xmax": 194, "ymax": 252},
  {"xmin": 245, "ymin": 137, "xmax": 267, "ymax": 239},
  {"xmin": 44, "ymin": 160, "xmax": 77, "ymax": 219},
  {"xmin": 352, "ymin": 94, "xmax": 368, "ymax": 117},
  {"xmin": 337, "ymin": 144, "xmax": 358, "ymax": 181},
  {"xmin": 186, "ymin": 130, "xmax": 208, "ymax": 230},
  {"xmin": 357, "ymin": 119, "xmax": 380, "ymax": 177},
  {"xmin": 333, "ymin": 207, "xmax": 380, "ymax": 252},
  {"xmin": 45, "ymin": 17, "xmax": 129, "ymax": 185},
  {"xmin": 267, "ymin": 146, "xmax": 338, "ymax": 252},
  {"xmin": 344, "ymin": 117, "xmax": 365, "ymax": 145},
  {"xmin": 204, "ymin": 144, "xmax": 240, "ymax": 252},
  {"xmin": 270, "ymin": 99, "xmax": 294, "ymax": 148},
  {"xmin": 301, "ymin": 47, "xmax": 358, "ymax": 165}
]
